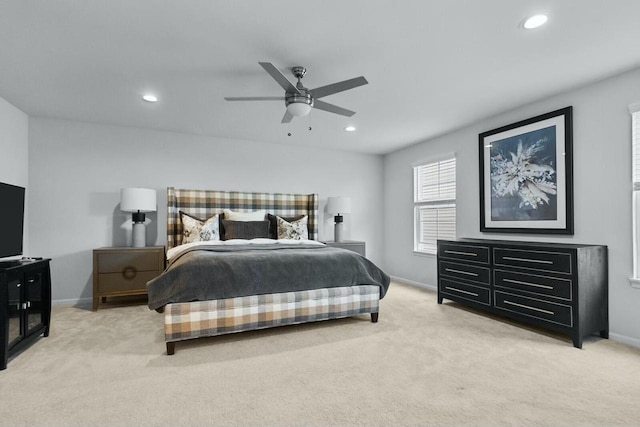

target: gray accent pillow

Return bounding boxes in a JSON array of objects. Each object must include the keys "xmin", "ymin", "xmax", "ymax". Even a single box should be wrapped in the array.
[{"xmin": 221, "ymin": 220, "xmax": 270, "ymax": 240}]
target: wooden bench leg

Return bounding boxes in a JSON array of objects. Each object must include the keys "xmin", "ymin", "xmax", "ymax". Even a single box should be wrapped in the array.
[
  {"xmin": 371, "ymin": 312, "xmax": 379, "ymax": 323},
  {"xmin": 167, "ymin": 342, "xmax": 175, "ymax": 355}
]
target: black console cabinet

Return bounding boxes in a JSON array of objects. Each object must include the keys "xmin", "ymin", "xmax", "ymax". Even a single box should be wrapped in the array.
[
  {"xmin": 0, "ymin": 259, "xmax": 51, "ymax": 370},
  {"xmin": 437, "ymin": 239, "xmax": 607, "ymax": 348}
]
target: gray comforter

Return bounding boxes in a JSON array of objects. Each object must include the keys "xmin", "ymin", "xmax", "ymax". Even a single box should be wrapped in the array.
[{"xmin": 147, "ymin": 243, "xmax": 390, "ymax": 310}]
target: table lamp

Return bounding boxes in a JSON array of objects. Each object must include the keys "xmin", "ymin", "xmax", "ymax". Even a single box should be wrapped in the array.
[
  {"xmin": 120, "ymin": 188, "xmax": 157, "ymax": 247},
  {"xmin": 327, "ymin": 196, "xmax": 351, "ymax": 242}
]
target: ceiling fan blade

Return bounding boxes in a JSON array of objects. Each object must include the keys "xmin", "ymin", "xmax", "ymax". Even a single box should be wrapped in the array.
[
  {"xmin": 313, "ymin": 100, "xmax": 356, "ymax": 117},
  {"xmin": 281, "ymin": 110, "xmax": 294, "ymax": 123},
  {"xmin": 309, "ymin": 76, "xmax": 368, "ymax": 99},
  {"xmin": 259, "ymin": 62, "xmax": 301, "ymax": 95},
  {"xmin": 224, "ymin": 97, "xmax": 284, "ymax": 101}
]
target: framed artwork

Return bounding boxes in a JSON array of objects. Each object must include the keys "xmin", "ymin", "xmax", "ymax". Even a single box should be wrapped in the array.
[{"xmin": 479, "ymin": 106, "xmax": 573, "ymax": 234}]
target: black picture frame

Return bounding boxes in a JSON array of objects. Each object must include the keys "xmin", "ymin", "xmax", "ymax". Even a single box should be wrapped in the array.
[{"xmin": 479, "ymin": 106, "xmax": 573, "ymax": 234}]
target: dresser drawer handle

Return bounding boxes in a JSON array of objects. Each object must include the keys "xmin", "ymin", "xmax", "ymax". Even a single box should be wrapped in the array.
[
  {"xmin": 502, "ymin": 256, "xmax": 553, "ymax": 265},
  {"xmin": 122, "ymin": 266, "xmax": 137, "ymax": 280},
  {"xmin": 444, "ymin": 250, "xmax": 478, "ymax": 257},
  {"xmin": 503, "ymin": 278, "xmax": 553, "ymax": 290},
  {"xmin": 445, "ymin": 286, "xmax": 479, "ymax": 297},
  {"xmin": 445, "ymin": 268, "xmax": 478, "ymax": 277},
  {"xmin": 503, "ymin": 300, "xmax": 554, "ymax": 315}
]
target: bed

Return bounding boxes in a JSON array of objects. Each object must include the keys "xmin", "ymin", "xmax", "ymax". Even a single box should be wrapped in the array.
[{"xmin": 147, "ymin": 187, "xmax": 390, "ymax": 355}]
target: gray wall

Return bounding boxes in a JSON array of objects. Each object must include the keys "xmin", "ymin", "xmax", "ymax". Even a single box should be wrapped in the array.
[
  {"xmin": 0, "ymin": 96, "xmax": 29, "ymax": 256},
  {"xmin": 384, "ymin": 66, "xmax": 640, "ymax": 347},
  {"xmin": 28, "ymin": 118, "xmax": 384, "ymax": 305}
]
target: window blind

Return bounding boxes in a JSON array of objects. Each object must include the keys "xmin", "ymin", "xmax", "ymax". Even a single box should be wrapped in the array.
[
  {"xmin": 416, "ymin": 204, "xmax": 456, "ymax": 253},
  {"xmin": 415, "ymin": 158, "xmax": 456, "ymax": 202},
  {"xmin": 414, "ymin": 157, "xmax": 456, "ymax": 254}
]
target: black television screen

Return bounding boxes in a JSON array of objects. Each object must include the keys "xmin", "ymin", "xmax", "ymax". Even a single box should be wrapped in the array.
[{"xmin": 0, "ymin": 182, "xmax": 25, "ymax": 258}]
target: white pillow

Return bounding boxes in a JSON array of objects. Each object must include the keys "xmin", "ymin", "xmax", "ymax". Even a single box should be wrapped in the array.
[{"xmin": 223, "ymin": 208, "xmax": 266, "ymax": 221}]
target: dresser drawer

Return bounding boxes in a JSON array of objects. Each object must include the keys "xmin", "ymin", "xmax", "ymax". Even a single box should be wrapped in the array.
[
  {"xmin": 494, "ymin": 248, "xmax": 572, "ymax": 274},
  {"xmin": 494, "ymin": 291, "xmax": 572, "ymax": 327},
  {"xmin": 97, "ymin": 270, "xmax": 159, "ymax": 293},
  {"xmin": 494, "ymin": 269, "xmax": 572, "ymax": 301},
  {"xmin": 439, "ymin": 261, "xmax": 490, "ymax": 285},
  {"xmin": 440, "ymin": 279, "xmax": 490, "ymax": 306},
  {"xmin": 438, "ymin": 242, "xmax": 489, "ymax": 264},
  {"xmin": 97, "ymin": 251, "xmax": 160, "ymax": 273}
]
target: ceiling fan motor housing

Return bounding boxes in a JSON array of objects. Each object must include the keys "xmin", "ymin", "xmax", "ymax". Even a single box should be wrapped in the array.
[{"xmin": 285, "ymin": 92, "xmax": 314, "ymax": 108}]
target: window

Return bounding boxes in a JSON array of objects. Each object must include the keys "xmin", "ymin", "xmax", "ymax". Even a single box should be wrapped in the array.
[
  {"xmin": 413, "ymin": 156, "xmax": 456, "ymax": 254},
  {"xmin": 631, "ymin": 104, "xmax": 640, "ymax": 288}
]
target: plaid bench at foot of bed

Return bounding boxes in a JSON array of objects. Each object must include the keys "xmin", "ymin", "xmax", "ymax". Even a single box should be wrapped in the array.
[{"xmin": 164, "ymin": 285, "xmax": 380, "ymax": 343}]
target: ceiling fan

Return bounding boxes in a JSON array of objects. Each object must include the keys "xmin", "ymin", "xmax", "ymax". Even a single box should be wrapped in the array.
[{"xmin": 224, "ymin": 62, "xmax": 368, "ymax": 123}]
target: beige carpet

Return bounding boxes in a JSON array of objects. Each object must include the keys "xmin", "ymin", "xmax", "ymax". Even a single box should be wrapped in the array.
[{"xmin": 1, "ymin": 282, "xmax": 640, "ymax": 426}]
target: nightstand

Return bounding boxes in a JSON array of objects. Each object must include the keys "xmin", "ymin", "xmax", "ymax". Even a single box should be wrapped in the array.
[
  {"xmin": 322, "ymin": 240, "xmax": 366, "ymax": 257},
  {"xmin": 92, "ymin": 246, "xmax": 165, "ymax": 311}
]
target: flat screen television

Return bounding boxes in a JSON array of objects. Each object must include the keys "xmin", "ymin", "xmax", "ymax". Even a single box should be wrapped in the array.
[{"xmin": 0, "ymin": 182, "xmax": 25, "ymax": 259}]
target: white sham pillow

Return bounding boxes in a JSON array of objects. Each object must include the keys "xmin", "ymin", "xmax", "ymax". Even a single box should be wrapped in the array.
[{"xmin": 223, "ymin": 209, "xmax": 266, "ymax": 221}]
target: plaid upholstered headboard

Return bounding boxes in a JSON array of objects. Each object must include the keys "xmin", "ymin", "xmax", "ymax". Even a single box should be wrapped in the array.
[{"xmin": 166, "ymin": 187, "xmax": 319, "ymax": 249}]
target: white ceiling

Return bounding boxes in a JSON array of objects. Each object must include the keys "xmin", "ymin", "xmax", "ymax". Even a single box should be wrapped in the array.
[{"xmin": 2, "ymin": 1, "xmax": 640, "ymax": 155}]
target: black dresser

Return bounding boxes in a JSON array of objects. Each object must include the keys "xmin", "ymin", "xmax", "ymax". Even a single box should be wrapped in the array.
[{"xmin": 437, "ymin": 239, "xmax": 608, "ymax": 348}]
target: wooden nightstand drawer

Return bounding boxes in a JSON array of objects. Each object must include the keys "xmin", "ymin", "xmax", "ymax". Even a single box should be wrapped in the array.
[
  {"xmin": 322, "ymin": 241, "xmax": 366, "ymax": 256},
  {"xmin": 92, "ymin": 246, "xmax": 165, "ymax": 311},
  {"xmin": 97, "ymin": 270, "xmax": 160, "ymax": 293},
  {"xmin": 97, "ymin": 251, "xmax": 160, "ymax": 273}
]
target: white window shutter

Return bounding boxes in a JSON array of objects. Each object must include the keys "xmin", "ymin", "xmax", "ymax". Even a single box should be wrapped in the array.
[{"xmin": 414, "ymin": 157, "xmax": 456, "ymax": 254}]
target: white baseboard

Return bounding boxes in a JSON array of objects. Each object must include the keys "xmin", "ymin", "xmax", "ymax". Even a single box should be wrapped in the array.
[
  {"xmin": 52, "ymin": 297, "xmax": 92, "ymax": 309},
  {"xmin": 390, "ymin": 275, "xmax": 437, "ymax": 291},
  {"xmin": 609, "ymin": 333, "xmax": 640, "ymax": 350}
]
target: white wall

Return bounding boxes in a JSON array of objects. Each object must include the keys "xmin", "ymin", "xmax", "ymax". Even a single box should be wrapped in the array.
[
  {"xmin": 384, "ymin": 66, "xmax": 640, "ymax": 347},
  {"xmin": 0, "ymin": 96, "xmax": 29, "ymax": 257},
  {"xmin": 28, "ymin": 118, "xmax": 384, "ymax": 305}
]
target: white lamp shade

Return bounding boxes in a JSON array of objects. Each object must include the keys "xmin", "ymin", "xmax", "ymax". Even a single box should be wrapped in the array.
[
  {"xmin": 120, "ymin": 188, "xmax": 157, "ymax": 212},
  {"xmin": 327, "ymin": 196, "xmax": 351, "ymax": 214},
  {"xmin": 287, "ymin": 102, "xmax": 312, "ymax": 117}
]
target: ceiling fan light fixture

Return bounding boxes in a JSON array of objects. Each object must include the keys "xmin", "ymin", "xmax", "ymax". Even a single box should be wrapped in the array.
[{"xmin": 286, "ymin": 102, "xmax": 312, "ymax": 117}]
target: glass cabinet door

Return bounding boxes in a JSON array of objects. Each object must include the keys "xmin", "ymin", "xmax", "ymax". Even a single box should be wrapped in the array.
[
  {"xmin": 25, "ymin": 271, "xmax": 44, "ymax": 335},
  {"xmin": 6, "ymin": 275, "xmax": 23, "ymax": 349}
]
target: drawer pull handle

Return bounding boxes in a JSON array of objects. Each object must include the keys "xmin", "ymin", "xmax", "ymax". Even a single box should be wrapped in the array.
[
  {"xmin": 445, "ymin": 250, "xmax": 478, "ymax": 257},
  {"xmin": 502, "ymin": 256, "xmax": 553, "ymax": 265},
  {"xmin": 122, "ymin": 266, "xmax": 137, "ymax": 280},
  {"xmin": 503, "ymin": 278, "xmax": 553, "ymax": 290},
  {"xmin": 446, "ymin": 287, "xmax": 479, "ymax": 297},
  {"xmin": 445, "ymin": 268, "xmax": 478, "ymax": 277},
  {"xmin": 503, "ymin": 300, "xmax": 554, "ymax": 315}
]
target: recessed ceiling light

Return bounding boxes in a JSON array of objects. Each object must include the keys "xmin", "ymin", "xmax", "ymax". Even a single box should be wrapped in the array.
[
  {"xmin": 345, "ymin": 126, "xmax": 356, "ymax": 132},
  {"xmin": 522, "ymin": 14, "xmax": 548, "ymax": 29},
  {"xmin": 142, "ymin": 94, "xmax": 158, "ymax": 103}
]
